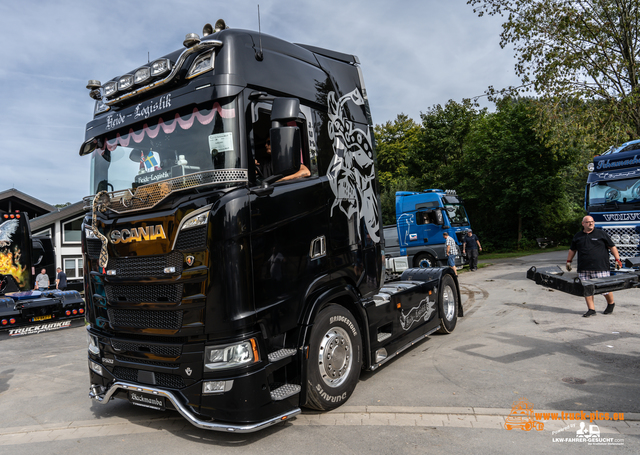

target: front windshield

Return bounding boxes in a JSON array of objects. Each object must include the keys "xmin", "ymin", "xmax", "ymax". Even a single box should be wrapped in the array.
[
  {"xmin": 444, "ymin": 204, "xmax": 470, "ymax": 226},
  {"xmin": 90, "ymin": 98, "xmax": 240, "ymax": 194},
  {"xmin": 588, "ymin": 177, "xmax": 640, "ymax": 208}
]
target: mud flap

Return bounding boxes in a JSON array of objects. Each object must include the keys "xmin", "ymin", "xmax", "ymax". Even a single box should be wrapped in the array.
[{"xmin": 526, "ymin": 266, "xmax": 640, "ymax": 297}]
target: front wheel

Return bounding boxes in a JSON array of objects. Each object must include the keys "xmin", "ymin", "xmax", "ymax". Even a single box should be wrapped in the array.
[
  {"xmin": 436, "ymin": 274, "xmax": 458, "ymax": 334},
  {"xmin": 305, "ymin": 305, "xmax": 362, "ymax": 411},
  {"xmin": 414, "ymin": 253, "xmax": 436, "ymax": 268}
]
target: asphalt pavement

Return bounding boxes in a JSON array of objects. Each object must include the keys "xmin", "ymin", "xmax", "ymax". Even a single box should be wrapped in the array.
[{"xmin": 0, "ymin": 249, "xmax": 638, "ymax": 454}]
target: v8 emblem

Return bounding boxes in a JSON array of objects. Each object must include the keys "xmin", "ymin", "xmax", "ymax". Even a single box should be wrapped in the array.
[{"xmin": 185, "ymin": 367, "xmax": 192, "ymax": 376}]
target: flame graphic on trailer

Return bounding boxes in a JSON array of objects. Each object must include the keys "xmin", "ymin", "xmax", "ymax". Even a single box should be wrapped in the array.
[{"xmin": 0, "ymin": 215, "xmax": 31, "ymax": 290}]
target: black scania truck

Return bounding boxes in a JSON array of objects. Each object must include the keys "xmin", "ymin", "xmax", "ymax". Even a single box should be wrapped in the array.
[{"xmin": 80, "ymin": 21, "xmax": 462, "ymax": 433}]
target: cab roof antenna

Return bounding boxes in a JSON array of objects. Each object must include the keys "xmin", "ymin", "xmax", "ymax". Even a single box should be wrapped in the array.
[{"xmin": 255, "ymin": 4, "xmax": 264, "ymax": 61}]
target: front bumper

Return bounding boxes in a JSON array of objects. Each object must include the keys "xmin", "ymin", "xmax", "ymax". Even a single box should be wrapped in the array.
[{"xmin": 89, "ymin": 381, "xmax": 300, "ymax": 433}]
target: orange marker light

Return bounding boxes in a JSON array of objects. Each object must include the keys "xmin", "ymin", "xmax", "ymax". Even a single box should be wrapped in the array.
[{"xmin": 250, "ymin": 338, "xmax": 259, "ymax": 362}]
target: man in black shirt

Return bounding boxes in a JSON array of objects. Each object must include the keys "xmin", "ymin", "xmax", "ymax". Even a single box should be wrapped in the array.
[
  {"xmin": 566, "ymin": 216, "xmax": 622, "ymax": 317},
  {"xmin": 55, "ymin": 267, "xmax": 67, "ymax": 291},
  {"xmin": 462, "ymin": 230, "xmax": 482, "ymax": 271}
]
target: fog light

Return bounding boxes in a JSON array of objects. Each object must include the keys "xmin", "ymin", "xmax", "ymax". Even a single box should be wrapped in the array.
[
  {"xmin": 103, "ymin": 81, "xmax": 117, "ymax": 97},
  {"xmin": 89, "ymin": 360, "xmax": 103, "ymax": 376},
  {"xmin": 164, "ymin": 267, "xmax": 176, "ymax": 274},
  {"xmin": 1, "ymin": 320, "xmax": 7, "ymax": 325},
  {"xmin": 202, "ymin": 380, "xmax": 233, "ymax": 394},
  {"xmin": 106, "ymin": 270, "xmax": 117, "ymax": 276},
  {"xmin": 9, "ymin": 318, "xmax": 16, "ymax": 324},
  {"xmin": 79, "ymin": 308, "xmax": 85, "ymax": 314},
  {"xmin": 134, "ymin": 67, "xmax": 151, "ymax": 84},
  {"xmin": 73, "ymin": 309, "xmax": 78, "ymax": 315},
  {"xmin": 66, "ymin": 310, "xmax": 71, "ymax": 316},
  {"xmin": 117, "ymin": 74, "xmax": 134, "ymax": 91}
]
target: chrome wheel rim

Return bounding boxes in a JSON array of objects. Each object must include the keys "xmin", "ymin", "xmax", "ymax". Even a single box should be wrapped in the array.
[
  {"xmin": 318, "ymin": 326, "xmax": 352, "ymax": 387},
  {"xmin": 442, "ymin": 285, "xmax": 455, "ymax": 321}
]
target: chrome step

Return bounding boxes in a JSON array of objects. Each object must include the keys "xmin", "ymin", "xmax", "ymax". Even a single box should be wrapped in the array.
[
  {"xmin": 271, "ymin": 384, "xmax": 301, "ymax": 401},
  {"xmin": 268, "ymin": 348, "xmax": 297, "ymax": 363},
  {"xmin": 377, "ymin": 332, "xmax": 392, "ymax": 342}
]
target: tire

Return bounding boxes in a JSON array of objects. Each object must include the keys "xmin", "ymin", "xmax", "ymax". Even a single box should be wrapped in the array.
[
  {"xmin": 436, "ymin": 274, "xmax": 458, "ymax": 334},
  {"xmin": 414, "ymin": 253, "xmax": 436, "ymax": 268},
  {"xmin": 304, "ymin": 305, "xmax": 362, "ymax": 411}
]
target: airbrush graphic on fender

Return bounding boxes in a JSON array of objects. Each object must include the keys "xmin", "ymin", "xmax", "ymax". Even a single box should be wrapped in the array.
[{"xmin": 400, "ymin": 293, "xmax": 437, "ymax": 331}]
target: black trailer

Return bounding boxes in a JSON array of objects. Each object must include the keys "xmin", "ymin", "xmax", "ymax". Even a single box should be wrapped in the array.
[{"xmin": 1, "ymin": 210, "xmax": 85, "ymax": 332}]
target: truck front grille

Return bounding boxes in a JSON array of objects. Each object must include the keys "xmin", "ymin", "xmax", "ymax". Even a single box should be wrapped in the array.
[
  {"xmin": 115, "ymin": 355, "xmax": 177, "ymax": 368},
  {"xmin": 107, "ymin": 252, "xmax": 183, "ymax": 278},
  {"xmin": 112, "ymin": 366, "xmax": 186, "ymax": 389},
  {"xmin": 602, "ymin": 226, "xmax": 640, "ymax": 263},
  {"xmin": 175, "ymin": 226, "xmax": 207, "ymax": 251},
  {"xmin": 86, "ymin": 240, "xmax": 102, "ymax": 259},
  {"xmin": 107, "ymin": 308, "xmax": 183, "ymax": 330},
  {"xmin": 105, "ymin": 284, "xmax": 183, "ymax": 303},
  {"xmin": 111, "ymin": 340, "xmax": 182, "ymax": 356}
]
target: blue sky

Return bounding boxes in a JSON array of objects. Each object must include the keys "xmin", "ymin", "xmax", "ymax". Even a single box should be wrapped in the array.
[{"xmin": 0, "ymin": 0, "xmax": 518, "ymax": 205}]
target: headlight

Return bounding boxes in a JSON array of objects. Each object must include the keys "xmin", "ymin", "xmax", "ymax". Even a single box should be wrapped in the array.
[
  {"xmin": 186, "ymin": 50, "xmax": 214, "ymax": 79},
  {"xmin": 204, "ymin": 339, "xmax": 259, "ymax": 371},
  {"xmin": 85, "ymin": 227, "xmax": 98, "ymax": 240},
  {"xmin": 89, "ymin": 360, "xmax": 103, "ymax": 376},
  {"xmin": 181, "ymin": 211, "xmax": 209, "ymax": 231},
  {"xmin": 87, "ymin": 332, "xmax": 100, "ymax": 356}
]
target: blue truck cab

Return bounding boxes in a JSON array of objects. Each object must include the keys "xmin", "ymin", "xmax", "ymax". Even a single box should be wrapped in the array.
[
  {"xmin": 384, "ymin": 189, "xmax": 471, "ymax": 269},
  {"xmin": 586, "ymin": 139, "xmax": 640, "ymax": 267}
]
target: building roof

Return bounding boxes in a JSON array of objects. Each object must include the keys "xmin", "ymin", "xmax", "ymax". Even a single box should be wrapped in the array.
[
  {"xmin": 30, "ymin": 201, "xmax": 85, "ymax": 231},
  {"xmin": 0, "ymin": 188, "xmax": 56, "ymax": 218}
]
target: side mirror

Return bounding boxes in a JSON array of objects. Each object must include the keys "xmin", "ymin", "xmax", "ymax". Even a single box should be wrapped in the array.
[
  {"xmin": 434, "ymin": 209, "xmax": 444, "ymax": 226},
  {"xmin": 270, "ymin": 126, "xmax": 301, "ymax": 178},
  {"xmin": 79, "ymin": 137, "xmax": 103, "ymax": 156}
]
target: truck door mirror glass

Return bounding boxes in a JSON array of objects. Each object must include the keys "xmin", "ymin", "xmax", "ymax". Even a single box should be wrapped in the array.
[
  {"xmin": 270, "ymin": 126, "xmax": 301, "ymax": 178},
  {"xmin": 79, "ymin": 137, "xmax": 103, "ymax": 156},
  {"xmin": 271, "ymin": 98, "xmax": 300, "ymax": 123},
  {"xmin": 434, "ymin": 209, "xmax": 444, "ymax": 226}
]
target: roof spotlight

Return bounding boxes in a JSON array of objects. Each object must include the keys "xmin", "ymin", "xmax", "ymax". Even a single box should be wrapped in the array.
[{"xmin": 184, "ymin": 33, "xmax": 201, "ymax": 48}]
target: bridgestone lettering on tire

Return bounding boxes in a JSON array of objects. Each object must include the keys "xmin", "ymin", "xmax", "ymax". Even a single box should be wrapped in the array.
[
  {"xmin": 436, "ymin": 274, "xmax": 458, "ymax": 334},
  {"xmin": 305, "ymin": 305, "xmax": 362, "ymax": 411}
]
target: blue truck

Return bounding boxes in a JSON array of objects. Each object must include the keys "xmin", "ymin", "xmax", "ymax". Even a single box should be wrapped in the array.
[
  {"xmin": 384, "ymin": 189, "xmax": 471, "ymax": 274},
  {"xmin": 586, "ymin": 139, "xmax": 640, "ymax": 267}
]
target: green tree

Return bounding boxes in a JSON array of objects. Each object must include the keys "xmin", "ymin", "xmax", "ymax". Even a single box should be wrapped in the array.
[
  {"xmin": 417, "ymin": 99, "xmax": 485, "ymax": 190},
  {"xmin": 374, "ymin": 114, "xmax": 421, "ymax": 191},
  {"xmin": 460, "ymin": 97, "xmax": 583, "ymax": 249},
  {"xmin": 468, "ymin": 0, "xmax": 640, "ymax": 142},
  {"xmin": 374, "ymin": 115, "xmax": 421, "ymax": 223}
]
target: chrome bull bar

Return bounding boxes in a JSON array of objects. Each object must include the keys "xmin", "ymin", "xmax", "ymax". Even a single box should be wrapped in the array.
[{"xmin": 89, "ymin": 381, "xmax": 301, "ymax": 433}]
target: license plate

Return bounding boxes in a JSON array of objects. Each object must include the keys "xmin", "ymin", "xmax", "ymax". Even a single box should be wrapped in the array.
[
  {"xmin": 33, "ymin": 315, "xmax": 52, "ymax": 322},
  {"xmin": 128, "ymin": 391, "xmax": 165, "ymax": 411}
]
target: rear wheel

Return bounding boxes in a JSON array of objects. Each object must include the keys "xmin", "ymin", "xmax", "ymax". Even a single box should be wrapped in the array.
[
  {"xmin": 436, "ymin": 274, "xmax": 458, "ymax": 334},
  {"xmin": 305, "ymin": 305, "xmax": 362, "ymax": 411},
  {"xmin": 414, "ymin": 253, "xmax": 436, "ymax": 268}
]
